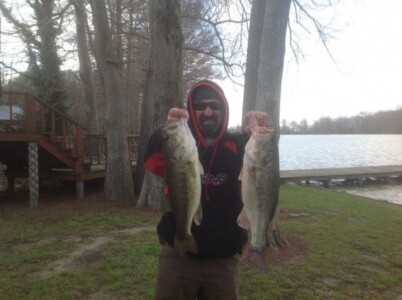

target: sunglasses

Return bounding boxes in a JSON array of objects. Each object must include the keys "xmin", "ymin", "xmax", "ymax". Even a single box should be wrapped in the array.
[{"xmin": 193, "ymin": 101, "xmax": 222, "ymax": 111}]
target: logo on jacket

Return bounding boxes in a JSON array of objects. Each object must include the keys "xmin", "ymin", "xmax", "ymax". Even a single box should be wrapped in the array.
[{"xmin": 201, "ymin": 173, "xmax": 229, "ymax": 186}]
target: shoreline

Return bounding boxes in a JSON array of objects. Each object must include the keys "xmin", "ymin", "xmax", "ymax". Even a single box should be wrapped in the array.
[
  {"xmin": 298, "ymin": 178, "xmax": 402, "ymax": 205},
  {"xmin": 338, "ymin": 184, "xmax": 402, "ymax": 205}
]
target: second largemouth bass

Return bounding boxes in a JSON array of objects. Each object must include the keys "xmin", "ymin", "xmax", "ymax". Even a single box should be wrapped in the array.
[{"xmin": 238, "ymin": 126, "xmax": 279, "ymax": 272}]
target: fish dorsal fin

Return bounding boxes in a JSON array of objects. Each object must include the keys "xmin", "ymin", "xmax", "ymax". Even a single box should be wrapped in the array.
[
  {"xmin": 237, "ymin": 208, "xmax": 250, "ymax": 230},
  {"xmin": 238, "ymin": 168, "xmax": 243, "ymax": 181},
  {"xmin": 198, "ymin": 160, "xmax": 204, "ymax": 175},
  {"xmin": 193, "ymin": 202, "xmax": 202, "ymax": 225}
]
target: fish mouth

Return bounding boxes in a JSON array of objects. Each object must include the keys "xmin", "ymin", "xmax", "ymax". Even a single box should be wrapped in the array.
[{"xmin": 164, "ymin": 122, "xmax": 179, "ymax": 131}]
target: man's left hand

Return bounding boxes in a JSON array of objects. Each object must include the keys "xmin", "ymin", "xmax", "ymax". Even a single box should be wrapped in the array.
[{"xmin": 243, "ymin": 111, "xmax": 270, "ymax": 135}]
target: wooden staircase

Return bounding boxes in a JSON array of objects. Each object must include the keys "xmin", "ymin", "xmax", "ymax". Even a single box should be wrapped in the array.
[{"xmin": 0, "ymin": 91, "xmax": 138, "ymax": 203}]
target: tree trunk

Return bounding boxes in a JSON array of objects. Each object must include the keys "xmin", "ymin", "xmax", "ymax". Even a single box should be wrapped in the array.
[
  {"xmin": 124, "ymin": 0, "xmax": 138, "ymax": 134},
  {"xmin": 71, "ymin": 0, "xmax": 99, "ymax": 134},
  {"xmin": 116, "ymin": 0, "xmax": 123, "ymax": 72},
  {"xmin": 90, "ymin": 0, "xmax": 135, "ymax": 201},
  {"xmin": 137, "ymin": 170, "xmax": 165, "ymax": 209},
  {"xmin": 243, "ymin": 0, "xmax": 291, "ymax": 247},
  {"xmin": 34, "ymin": 0, "xmax": 67, "ymax": 112},
  {"xmin": 136, "ymin": 0, "xmax": 184, "ymax": 207},
  {"xmin": 0, "ymin": 1, "xmax": 67, "ymax": 111},
  {"xmin": 242, "ymin": 0, "xmax": 266, "ymax": 116},
  {"xmin": 256, "ymin": 0, "xmax": 291, "ymax": 125}
]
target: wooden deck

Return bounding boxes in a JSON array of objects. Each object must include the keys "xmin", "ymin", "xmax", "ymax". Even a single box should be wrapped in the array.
[
  {"xmin": 280, "ymin": 165, "xmax": 402, "ymax": 183},
  {"xmin": 1, "ymin": 91, "xmax": 138, "ymax": 206}
]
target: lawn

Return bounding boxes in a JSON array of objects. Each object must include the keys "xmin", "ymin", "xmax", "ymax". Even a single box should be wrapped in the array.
[{"xmin": 0, "ymin": 184, "xmax": 401, "ymax": 299}]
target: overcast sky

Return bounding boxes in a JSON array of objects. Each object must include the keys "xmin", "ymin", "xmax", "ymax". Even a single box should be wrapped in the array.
[
  {"xmin": 1, "ymin": 1, "xmax": 401, "ymax": 129},
  {"xmin": 224, "ymin": 0, "xmax": 402, "ymax": 127}
]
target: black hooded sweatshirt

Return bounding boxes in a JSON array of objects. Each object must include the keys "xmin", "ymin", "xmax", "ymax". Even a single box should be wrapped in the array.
[{"xmin": 144, "ymin": 80, "xmax": 248, "ymax": 259}]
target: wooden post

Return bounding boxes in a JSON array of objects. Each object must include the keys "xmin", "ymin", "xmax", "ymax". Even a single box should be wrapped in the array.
[
  {"xmin": 7, "ymin": 176, "xmax": 15, "ymax": 193},
  {"xmin": 74, "ymin": 125, "xmax": 85, "ymax": 198},
  {"xmin": 76, "ymin": 180, "xmax": 84, "ymax": 199},
  {"xmin": 51, "ymin": 111, "xmax": 56, "ymax": 142},
  {"xmin": 323, "ymin": 179, "xmax": 332, "ymax": 188},
  {"xmin": 62, "ymin": 118, "xmax": 67, "ymax": 150},
  {"xmin": 74, "ymin": 125, "xmax": 84, "ymax": 173},
  {"xmin": 385, "ymin": 176, "xmax": 392, "ymax": 184},
  {"xmin": 25, "ymin": 95, "xmax": 36, "ymax": 133},
  {"xmin": 40, "ymin": 104, "xmax": 46, "ymax": 133},
  {"xmin": 28, "ymin": 142, "xmax": 39, "ymax": 208}
]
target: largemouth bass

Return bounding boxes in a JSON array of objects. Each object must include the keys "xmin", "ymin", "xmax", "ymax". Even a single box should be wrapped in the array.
[
  {"xmin": 162, "ymin": 118, "xmax": 203, "ymax": 256},
  {"xmin": 238, "ymin": 126, "xmax": 279, "ymax": 272}
]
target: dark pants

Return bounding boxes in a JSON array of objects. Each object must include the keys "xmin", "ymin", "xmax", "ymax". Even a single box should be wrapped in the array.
[{"xmin": 155, "ymin": 244, "xmax": 240, "ymax": 300}]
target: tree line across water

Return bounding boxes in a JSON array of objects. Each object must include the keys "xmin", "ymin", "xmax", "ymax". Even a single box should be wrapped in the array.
[{"xmin": 280, "ymin": 108, "xmax": 402, "ymax": 134}]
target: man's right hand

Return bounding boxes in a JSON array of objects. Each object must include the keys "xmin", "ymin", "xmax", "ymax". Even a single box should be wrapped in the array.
[{"xmin": 167, "ymin": 108, "xmax": 189, "ymax": 123}]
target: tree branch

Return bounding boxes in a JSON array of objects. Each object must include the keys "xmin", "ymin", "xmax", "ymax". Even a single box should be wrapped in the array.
[
  {"xmin": 0, "ymin": 2, "xmax": 41, "ymax": 49},
  {"xmin": 291, "ymin": 0, "xmax": 336, "ymax": 62},
  {"xmin": 0, "ymin": 62, "xmax": 35, "ymax": 81}
]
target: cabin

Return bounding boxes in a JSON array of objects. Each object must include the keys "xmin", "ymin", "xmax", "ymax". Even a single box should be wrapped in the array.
[{"xmin": 0, "ymin": 91, "xmax": 138, "ymax": 207}]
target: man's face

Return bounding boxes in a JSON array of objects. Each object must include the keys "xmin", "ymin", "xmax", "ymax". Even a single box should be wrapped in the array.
[{"xmin": 194, "ymin": 99, "xmax": 224, "ymax": 138}]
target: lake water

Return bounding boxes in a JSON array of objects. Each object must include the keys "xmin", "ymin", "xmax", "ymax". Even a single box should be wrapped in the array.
[
  {"xmin": 279, "ymin": 134, "xmax": 402, "ymax": 170},
  {"xmin": 279, "ymin": 135, "xmax": 402, "ymax": 205}
]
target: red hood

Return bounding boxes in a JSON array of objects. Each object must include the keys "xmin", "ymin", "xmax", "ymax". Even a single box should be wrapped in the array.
[{"xmin": 187, "ymin": 80, "xmax": 229, "ymax": 147}]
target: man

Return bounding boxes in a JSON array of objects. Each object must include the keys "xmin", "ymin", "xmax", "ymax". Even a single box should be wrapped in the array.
[{"xmin": 144, "ymin": 80, "xmax": 268, "ymax": 300}]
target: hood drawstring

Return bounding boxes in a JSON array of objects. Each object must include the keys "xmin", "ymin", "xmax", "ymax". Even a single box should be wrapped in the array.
[
  {"xmin": 204, "ymin": 144, "xmax": 218, "ymax": 202},
  {"xmin": 189, "ymin": 80, "xmax": 229, "ymax": 202}
]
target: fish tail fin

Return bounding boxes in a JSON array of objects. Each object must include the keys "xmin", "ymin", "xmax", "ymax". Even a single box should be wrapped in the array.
[
  {"xmin": 174, "ymin": 236, "xmax": 198, "ymax": 257},
  {"xmin": 241, "ymin": 248, "xmax": 268, "ymax": 273}
]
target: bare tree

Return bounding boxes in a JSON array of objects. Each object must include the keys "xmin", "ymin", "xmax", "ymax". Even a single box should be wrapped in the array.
[
  {"xmin": 70, "ymin": 0, "xmax": 98, "ymax": 134},
  {"xmin": 242, "ymin": 0, "xmax": 337, "ymax": 247},
  {"xmin": 242, "ymin": 0, "xmax": 266, "ymax": 116},
  {"xmin": 289, "ymin": 0, "xmax": 337, "ymax": 64},
  {"xmin": 255, "ymin": 0, "xmax": 290, "ymax": 119},
  {"xmin": 0, "ymin": 1, "xmax": 68, "ymax": 111},
  {"xmin": 242, "ymin": 0, "xmax": 292, "ymax": 248},
  {"xmin": 136, "ymin": 0, "xmax": 183, "ymax": 208},
  {"xmin": 89, "ymin": 0, "xmax": 135, "ymax": 201},
  {"xmin": 123, "ymin": 0, "xmax": 149, "ymax": 134},
  {"xmin": 182, "ymin": 0, "xmax": 250, "ymax": 84}
]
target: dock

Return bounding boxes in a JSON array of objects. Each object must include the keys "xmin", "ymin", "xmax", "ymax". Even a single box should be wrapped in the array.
[{"xmin": 280, "ymin": 165, "xmax": 402, "ymax": 185}]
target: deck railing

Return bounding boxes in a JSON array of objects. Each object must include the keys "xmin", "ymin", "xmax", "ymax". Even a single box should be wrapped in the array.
[
  {"xmin": 84, "ymin": 134, "xmax": 139, "ymax": 168},
  {"xmin": 1, "ymin": 91, "xmax": 139, "ymax": 172},
  {"xmin": 1, "ymin": 91, "xmax": 85, "ymax": 163}
]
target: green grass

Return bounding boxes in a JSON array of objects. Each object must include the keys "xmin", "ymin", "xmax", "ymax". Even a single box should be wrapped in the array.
[{"xmin": 1, "ymin": 184, "xmax": 402, "ymax": 299}]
